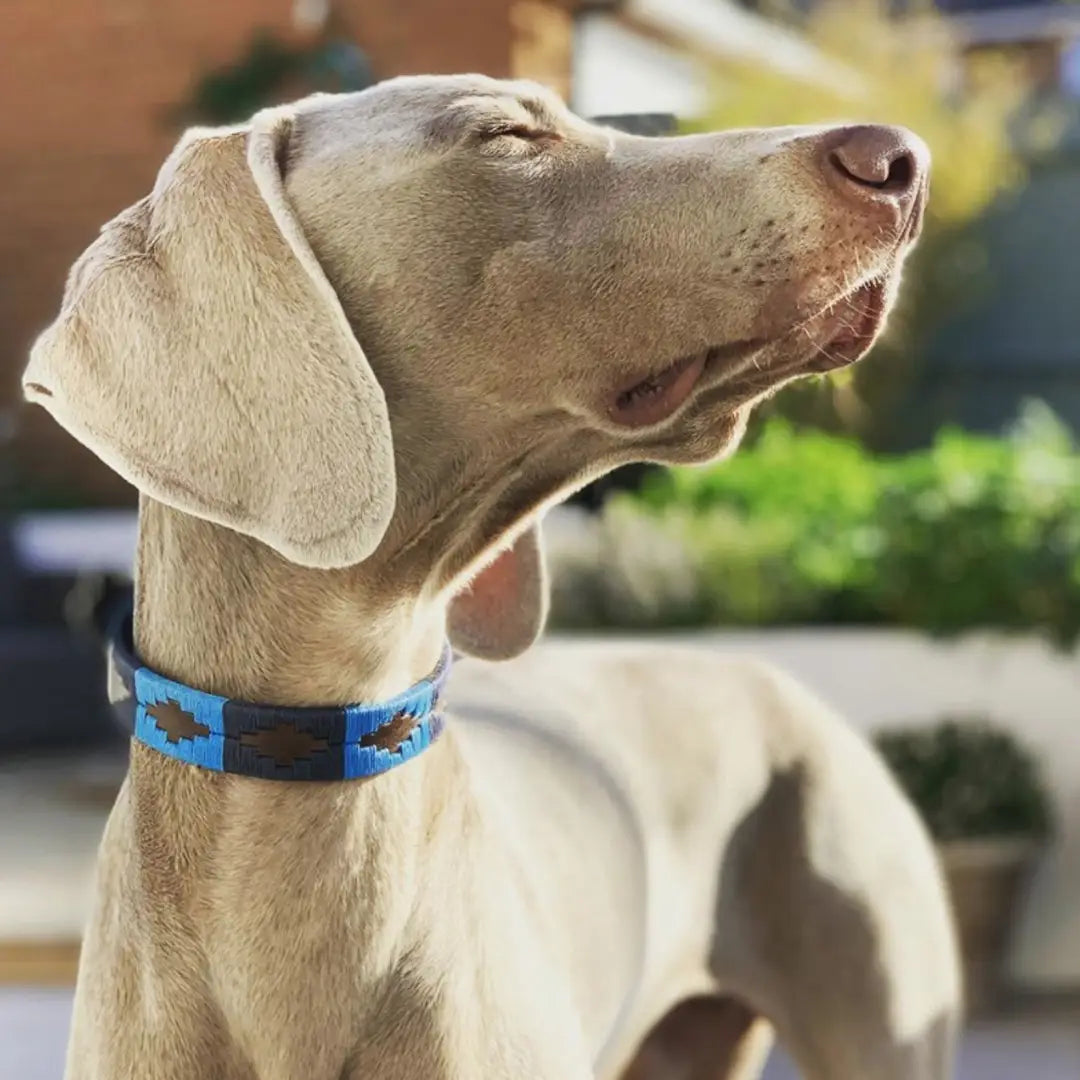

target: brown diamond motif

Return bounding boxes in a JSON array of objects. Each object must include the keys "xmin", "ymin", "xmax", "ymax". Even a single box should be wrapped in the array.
[
  {"xmin": 240, "ymin": 724, "xmax": 329, "ymax": 767},
  {"xmin": 359, "ymin": 711, "xmax": 418, "ymax": 754},
  {"xmin": 148, "ymin": 699, "xmax": 211, "ymax": 744}
]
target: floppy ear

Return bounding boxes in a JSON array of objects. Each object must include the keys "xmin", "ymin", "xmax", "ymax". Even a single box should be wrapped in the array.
[
  {"xmin": 447, "ymin": 522, "xmax": 548, "ymax": 661},
  {"xmin": 22, "ymin": 107, "xmax": 395, "ymax": 569}
]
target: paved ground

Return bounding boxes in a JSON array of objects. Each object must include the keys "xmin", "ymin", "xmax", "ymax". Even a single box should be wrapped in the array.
[
  {"xmin": 3, "ymin": 987, "xmax": 1078, "ymax": 1080},
  {"xmin": 763, "ymin": 1015, "xmax": 1080, "ymax": 1079}
]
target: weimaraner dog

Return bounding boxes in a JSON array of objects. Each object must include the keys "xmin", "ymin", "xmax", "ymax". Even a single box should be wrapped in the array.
[{"xmin": 24, "ymin": 75, "xmax": 958, "ymax": 1080}]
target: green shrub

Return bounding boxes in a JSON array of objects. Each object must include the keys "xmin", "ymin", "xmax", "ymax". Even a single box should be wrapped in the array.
[
  {"xmin": 635, "ymin": 420, "xmax": 885, "ymax": 617},
  {"xmin": 175, "ymin": 30, "xmax": 372, "ymax": 126},
  {"xmin": 547, "ymin": 402, "xmax": 1080, "ymax": 644},
  {"xmin": 866, "ymin": 416, "xmax": 1080, "ymax": 645},
  {"xmin": 874, "ymin": 720, "xmax": 1053, "ymax": 841}
]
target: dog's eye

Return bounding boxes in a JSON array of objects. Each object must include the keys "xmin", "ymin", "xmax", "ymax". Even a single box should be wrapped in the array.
[
  {"xmin": 477, "ymin": 123, "xmax": 557, "ymax": 144},
  {"xmin": 487, "ymin": 124, "xmax": 537, "ymax": 139}
]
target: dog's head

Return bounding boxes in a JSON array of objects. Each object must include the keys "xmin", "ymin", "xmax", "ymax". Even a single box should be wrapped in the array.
[{"xmin": 24, "ymin": 75, "xmax": 928, "ymax": 661}]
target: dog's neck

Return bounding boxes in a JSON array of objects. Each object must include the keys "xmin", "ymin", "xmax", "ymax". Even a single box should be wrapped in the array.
[
  {"xmin": 124, "ymin": 499, "xmax": 460, "ymax": 938},
  {"xmin": 133, "ymin": 497, "xmax": 447, "ymax": 709}
]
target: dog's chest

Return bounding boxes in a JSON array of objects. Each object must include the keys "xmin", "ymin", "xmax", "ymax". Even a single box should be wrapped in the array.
[{"xmin": 450, "ymin": 698, "xmax": 646, "ymax": 1068}]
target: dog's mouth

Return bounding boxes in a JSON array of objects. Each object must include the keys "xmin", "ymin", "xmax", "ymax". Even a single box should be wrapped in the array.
[
  {"xmin": 608, "ymin": 277, "xmax": 892, "ymax": 429},
  {"xmin": 609, "ymin": 338, "xmax": 763, "ymax": 429},
  {"xmin": 798, "ymin": 278, "xmax": 889, "ymax": 373}
]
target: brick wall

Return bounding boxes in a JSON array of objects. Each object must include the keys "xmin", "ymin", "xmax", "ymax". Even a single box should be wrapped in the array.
[{"xmin": 2, "ymin": 0, "xmax": 537, "ymax": 505}]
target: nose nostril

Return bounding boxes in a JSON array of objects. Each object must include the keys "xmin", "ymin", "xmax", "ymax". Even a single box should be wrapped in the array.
[
  {"xmin": 884, "ymin": 151, "xmax": 914, "ymax": 193},
  {"xmin": 829, "ymin": 146, "xmax": 916, "ymax": 195}
]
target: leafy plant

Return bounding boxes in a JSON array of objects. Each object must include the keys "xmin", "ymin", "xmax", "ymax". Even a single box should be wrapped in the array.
[
  {"xmin": 547, "ymin": 402, "xmax": 1080, "ymax": 645},
  {"xmin": 865, "ymin": 406, "xmax": 1080, "ymax": 643},
  {"xmin": 635, "ymin": 419, "xmax": 885, "ymax": 614},
  {"xmin": 176, "ymin": 29, "xmax": 373, "ymax": 126},
  {"xmin": 874, "ymin": 719, "xmax": 1053, "ymax": 841}
]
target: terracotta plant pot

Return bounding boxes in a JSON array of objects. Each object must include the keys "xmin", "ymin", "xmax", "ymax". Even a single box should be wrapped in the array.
[{"xmin": 937, "ymin": 837, "xmax": 1043, "ymax": 1017}]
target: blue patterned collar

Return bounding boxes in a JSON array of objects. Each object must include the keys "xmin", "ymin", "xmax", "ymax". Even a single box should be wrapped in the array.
[{"xmin": 107, "ymin": 607, "xmax": 452, "ymax": 782}]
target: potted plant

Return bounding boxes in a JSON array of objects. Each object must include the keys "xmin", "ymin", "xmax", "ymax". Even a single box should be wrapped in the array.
[{"xmin": 874, "ymin": 718, "xmax": 1053, "ymax": 1016}]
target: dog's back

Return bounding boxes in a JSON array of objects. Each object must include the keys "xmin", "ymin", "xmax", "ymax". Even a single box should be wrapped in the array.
[{"xmin": 450, "ymin": 643, "xmax": 961, "ymax": 1079}]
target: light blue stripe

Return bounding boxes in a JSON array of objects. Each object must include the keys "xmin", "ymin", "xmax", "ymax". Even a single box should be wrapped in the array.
[
  {"xmin": 341, "ymin": 715, "xmax": 442, "ymax": 779},
  {"xmin": 343, "ymin": 685, "xmax": 438, "ymax": 741},
  {"xmin": 344, "ymin": 701, "xmax": 406, "ymax": 742},
  {"xmin": 342, "ymin": 645, "xmax": 451, "ymax": 742},
  {"xmin": 133, "ymin": 666, "xmax": 226, "ymax": 771}
]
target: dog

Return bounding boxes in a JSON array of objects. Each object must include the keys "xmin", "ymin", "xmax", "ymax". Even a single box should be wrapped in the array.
[{"xmin": 23, "ymin": 75, "xmax": 958, "ymax": 1079}]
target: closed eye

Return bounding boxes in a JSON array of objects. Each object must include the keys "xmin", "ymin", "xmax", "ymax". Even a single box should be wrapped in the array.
[{"xmin": 478, "ymin": 123, "xmax": 560, "ymax": 143}]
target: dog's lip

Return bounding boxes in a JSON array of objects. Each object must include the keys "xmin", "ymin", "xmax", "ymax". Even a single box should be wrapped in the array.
[
  {"xmin": 608, "ymin": 274, "xmax": 892, "ymax": 428},
  {"xmin": 799, "ymin": 278, "xmax": 888, "ymax": 373},
  {"xmin": 609, "ymin": 339, "xmax": 765, "ymax": 429},
  {"xmin": 609, "ymin": 353, "xmax": 706, "ymax": 429},
  {"xmin": 682, "ymin": 276, "xmax": 896, "ymax": 418}
]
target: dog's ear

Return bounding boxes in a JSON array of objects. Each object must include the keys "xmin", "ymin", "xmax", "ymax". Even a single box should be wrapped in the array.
[
  {"xmin": 447, "ymin": 522, "xmax": 548, "ymax": 661},
  {"xmin": 22, "ymin": 108, "xmax": 395, "ymax": 570}
]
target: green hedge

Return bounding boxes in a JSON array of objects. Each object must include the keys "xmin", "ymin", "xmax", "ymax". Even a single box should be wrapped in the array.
[{"xmin": 548, "ymin": 401, "xmax": 1080, "ymax": 644}]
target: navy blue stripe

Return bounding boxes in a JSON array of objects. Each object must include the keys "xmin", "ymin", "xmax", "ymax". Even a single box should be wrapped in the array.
[{"xmin": 222, "ymin": 700, "xmax": 347, "ymax": 781}]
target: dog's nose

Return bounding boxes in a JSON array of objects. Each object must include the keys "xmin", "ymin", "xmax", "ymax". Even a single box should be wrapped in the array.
[{"xmin": 821, "ymin": 125, "xmax": 928, "ymax": 208}]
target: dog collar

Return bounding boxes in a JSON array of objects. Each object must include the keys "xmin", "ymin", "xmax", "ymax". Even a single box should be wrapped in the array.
[{"xmin": 107, "ymin": 606, "xmax": 452, "ymax": 782}]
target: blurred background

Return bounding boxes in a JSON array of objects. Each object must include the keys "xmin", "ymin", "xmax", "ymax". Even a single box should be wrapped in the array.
[{"xmin": 2, "ymin": 0, "xmax": 1080, "ymax": 1076}]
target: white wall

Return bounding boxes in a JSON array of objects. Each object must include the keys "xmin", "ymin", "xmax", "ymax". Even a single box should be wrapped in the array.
[
  {"xmin": 571, "ymin": 12, "xmax": 706, "ymax": 119},
  {"xmin": 570, "ymin": 0, "xmax": 860, "ymax": 119}
]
